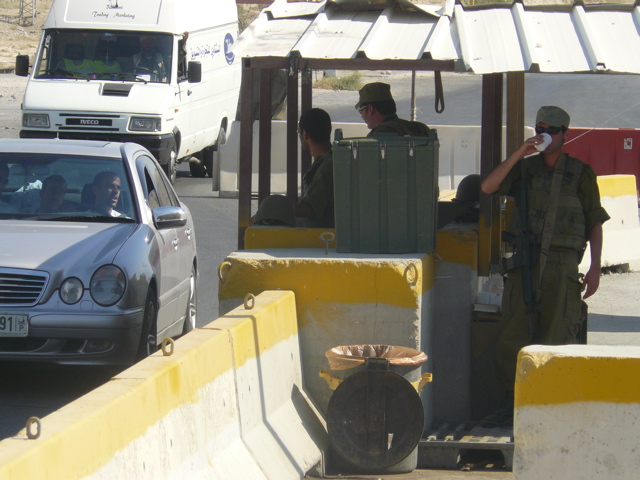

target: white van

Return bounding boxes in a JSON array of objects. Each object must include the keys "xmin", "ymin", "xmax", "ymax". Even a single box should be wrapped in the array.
[{"xmin": 15, "ymin": 0, "xmax": 241, "ymax": 184}]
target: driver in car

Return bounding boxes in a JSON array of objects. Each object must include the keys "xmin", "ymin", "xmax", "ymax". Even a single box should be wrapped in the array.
[
  {"xmin": 92, "ymin": 171, "xmax": 124, "ymax": 217},
  {"xmin": 132, "ymin": 36, "xmax": 167, "ymax": 82}
]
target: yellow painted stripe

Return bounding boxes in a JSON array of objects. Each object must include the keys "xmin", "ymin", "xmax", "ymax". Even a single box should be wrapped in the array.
[
  {"xmin": 0, "ymin": 290, "xmax": 298, "ymax": 480},
  {"xmin": 206, "ymin": 290, "xmax": 298, "ymax": 369},
  {"xmin": 219, "ymin": 254, "xmax": 434, "ymax": 309},
  {"xmin": 435, "ymin": 230, "xmax": 478, "ymax": 268},
  {"xmin": 597, "ymin": 174, "xmax": 637, "ymax": 198},
  {"xmin": 516, "ymin": 352, "xmax": 640, "ymax": 406},
  {"xmin": 245, "ymin": 227, "xmax": 337, "ymax": 250}
]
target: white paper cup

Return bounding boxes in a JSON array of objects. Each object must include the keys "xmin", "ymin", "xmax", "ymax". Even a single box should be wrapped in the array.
[{"xmin": 536, "ymin": 132, "xmax": 552, "ymax": 151}]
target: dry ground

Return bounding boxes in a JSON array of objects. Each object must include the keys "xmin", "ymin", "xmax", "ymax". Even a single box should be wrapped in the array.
[{"xmin": 0, "ymin": 0, "xmax": 52, "ymax": 71}]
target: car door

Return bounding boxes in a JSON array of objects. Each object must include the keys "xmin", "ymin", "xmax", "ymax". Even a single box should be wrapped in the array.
[
  {"xmin": 151, "ymin": 159, "xmax": 195, "ymax": 324},
  {"xmin": 136, "ymin": 154, "xmax": 181, "ymax": 335}
]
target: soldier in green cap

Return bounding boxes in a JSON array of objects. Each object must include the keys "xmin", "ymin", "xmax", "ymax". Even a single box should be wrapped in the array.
[
  {"xmin": 253, "ymin": 108, "xmax": 334, "ymax": 228},
  {"xmin": 481, "ymin": 105, "xmax": 610, "ymax": 416},
  {"xmin": 355, "ymin": 82, "xmax": 430, "ymax": 137}
]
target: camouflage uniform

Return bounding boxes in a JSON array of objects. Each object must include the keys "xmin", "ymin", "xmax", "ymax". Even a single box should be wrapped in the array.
[
  {"xmin": 368, "ymin": 114, "xmax": 430, "ymax": 137},
  {"xmin": 299, "ymin": 152, "xmax": 334, "ymax": 228},
  {"xmin": 493, "ymin": 152, "xmax": 610, "ymax": 390}
]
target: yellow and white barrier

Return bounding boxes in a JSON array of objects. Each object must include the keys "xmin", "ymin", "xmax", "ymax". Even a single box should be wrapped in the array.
[
  {"xmin": 218, "ymin": 247, "xmax": 435, "ymax": 427},
  {"xmin": 514, "ymin": 344, "xmax": 640, "ymax": 480},
  {"xmin": 580, "ymin": 174, "xmax": 640, "ymax": 272},
  {"xmin": 0, "ymin": 291, "xmax": 325, "ymax": 480}
]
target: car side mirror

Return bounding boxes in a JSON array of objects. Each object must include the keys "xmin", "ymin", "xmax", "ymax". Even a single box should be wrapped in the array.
[
  {"xmin": 152, "ymin": 206, "xmax": 187, "ymax": 229},
  {"xmin": 188, "ymin": 61, "xmax": 201, "ymax": 83},
  {"xmin": 15, "ymin": 55, "xmax": 29, "ymax": 77}
]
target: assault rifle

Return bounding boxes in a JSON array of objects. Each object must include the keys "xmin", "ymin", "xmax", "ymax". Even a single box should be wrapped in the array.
[{"xmin": 501, "ymin": 177, "xmax": 539, "ymax": 339}]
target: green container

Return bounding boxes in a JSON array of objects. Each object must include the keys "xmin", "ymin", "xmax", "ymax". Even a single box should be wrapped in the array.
[{"xmin": 333, "ymin": 131, "xmax": 439, "ymax": 254}]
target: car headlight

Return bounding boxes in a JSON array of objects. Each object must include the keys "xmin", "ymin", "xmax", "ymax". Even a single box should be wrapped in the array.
[
  {"xmin": 59, "ymin": 277, "xmax": 84, "ymax": 304},
  {"xmin": 90, "ymin": 265, "xmax": 126, "ymax": 306},
  {"xmin": 23, "ymin": 113, "xmax": 50, "ymax": 128},
  {"xmin": 129, "ymin": 117, "xmax": 161, "ymax": 132}
]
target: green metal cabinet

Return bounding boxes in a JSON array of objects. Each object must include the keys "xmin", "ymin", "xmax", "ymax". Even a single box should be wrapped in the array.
[{"xmin": 333, "ymin": 131, "xmax": 439, "ymax": 254}]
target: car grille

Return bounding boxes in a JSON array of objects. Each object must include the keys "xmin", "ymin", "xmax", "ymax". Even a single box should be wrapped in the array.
[{"xmin": 0, "ymin": 269, "xmax": 49, "ymax": 306}]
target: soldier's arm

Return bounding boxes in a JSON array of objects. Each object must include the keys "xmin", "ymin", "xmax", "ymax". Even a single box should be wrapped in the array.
[
  {"xmin": 582, "ymin": 222, "xmax": 603, "ymax": 299},
  {"xmin": 481, "ymin": 138, "xmax": 539, "ymax": 194}
]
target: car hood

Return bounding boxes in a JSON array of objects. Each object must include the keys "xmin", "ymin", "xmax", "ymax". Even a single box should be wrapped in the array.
[{"xmin": 0, "ymin": 221, "xmax": 138, "ymax": 272}]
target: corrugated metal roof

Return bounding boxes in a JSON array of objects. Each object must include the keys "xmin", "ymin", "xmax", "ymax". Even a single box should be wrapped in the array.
[{"xmin": 234, "ymin": 0, "xmax": 640, "ymax": 74}]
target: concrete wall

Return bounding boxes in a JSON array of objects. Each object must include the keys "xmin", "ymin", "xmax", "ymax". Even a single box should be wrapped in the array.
[
  {"xmin": 0, "ymin": 291, "xmax": 326, "ymax": 480},
  {"xmin": 218, "ymin": 120, "xmax": 535, "ymax": 197},
  {"xmin": 514, "ymin": 344, "xmax": 640, "ymax": 480}
]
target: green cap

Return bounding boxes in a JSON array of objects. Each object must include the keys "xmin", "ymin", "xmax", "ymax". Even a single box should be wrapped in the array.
[
  {"xmin": 355, "ymin": 82, "xmax": 393, "ymax": 109},
  {"xmin": 536, "ymin": 106, "xmax": 570, "ymax": 128}
]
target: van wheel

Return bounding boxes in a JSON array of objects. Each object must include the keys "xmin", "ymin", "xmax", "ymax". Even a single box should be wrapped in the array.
[
  {"xmin": 163, "ymin": 149, "xmax": 177, "ymax": 184},
  {"xmin": 136, "ymin": 289, "xmax": 158, "ymax": 362},
  {"xmin": 189, "ymin": 153, "xmax": 207, "ymax": 178}
]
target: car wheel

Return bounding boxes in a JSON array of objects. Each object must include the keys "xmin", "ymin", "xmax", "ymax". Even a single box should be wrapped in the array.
[
  {"xmin": 182, "ymin": 265, "xmax": 197, "ymax": 335},
  {"xmin": 163, "ymin": 148, "xmax": 177, "ymax": 184},
  {"xmin": 136, "ymin": 289, "xmax": 158, "ymax": 361},
  {"xmin": 189, "ymin": 154, "xmax": 207, "ymax": 178}
]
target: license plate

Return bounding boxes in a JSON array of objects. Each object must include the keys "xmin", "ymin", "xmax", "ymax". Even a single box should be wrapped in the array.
[{"xmin": 0, "ymin": 314, "xmax": 28, "ymax": 337}]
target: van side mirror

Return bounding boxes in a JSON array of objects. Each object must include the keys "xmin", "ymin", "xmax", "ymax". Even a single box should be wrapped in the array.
[
  {"xmin": 188, "ymin": 61, "xmax": 201, "ymax": 83},
  {"xmin": 15, "ymin": 55, "xmax": 29, "ymax": 77}
]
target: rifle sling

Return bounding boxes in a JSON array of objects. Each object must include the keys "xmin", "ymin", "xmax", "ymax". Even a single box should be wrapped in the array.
[{"xmin": 536, "ymin": 153, "xmax": 568, "ymax": 303}]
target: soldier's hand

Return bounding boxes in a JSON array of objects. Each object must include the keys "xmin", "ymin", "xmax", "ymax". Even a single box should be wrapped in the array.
[{"xmin": 581, "ymin": 266, "xmax": 600, "ymax": 299}]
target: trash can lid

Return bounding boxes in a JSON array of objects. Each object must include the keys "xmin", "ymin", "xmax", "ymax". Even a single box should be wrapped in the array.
[
  {"xmin": 327, "ymin": 369, "xmax": 424, "ymax": 470},
  {"xmin": 325, "ymin": 344, "xmax": 427, "ymax": 371}
]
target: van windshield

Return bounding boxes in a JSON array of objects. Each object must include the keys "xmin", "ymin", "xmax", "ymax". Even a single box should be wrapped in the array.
[{"xmin": 34, "ymin": 30, "xmax": 173, "ymax": 84}]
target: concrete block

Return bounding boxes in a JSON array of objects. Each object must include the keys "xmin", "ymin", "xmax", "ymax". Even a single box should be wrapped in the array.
[{"xmin": 514, "ymin": 344, "xmax": 640, "ymax": 480}]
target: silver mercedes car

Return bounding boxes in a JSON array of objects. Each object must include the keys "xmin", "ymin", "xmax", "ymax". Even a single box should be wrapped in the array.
[{"xmin": 0, "ymin": 139, "xmax": 197, "ymax": 366}]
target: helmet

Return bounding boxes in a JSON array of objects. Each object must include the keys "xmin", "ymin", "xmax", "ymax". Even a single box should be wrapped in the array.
[
  {"xmin": 454, "ymin": 174, "xmax": 481, "ymax": 204},
  {"xmin": 254, "ymin": 194, "xmax": 296, "ymax": 227}
]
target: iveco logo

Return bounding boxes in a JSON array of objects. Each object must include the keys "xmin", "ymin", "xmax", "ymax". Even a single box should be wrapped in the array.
[{"xmin": 80, "ymin": 119, "xmax": 100, "ymax": 125}]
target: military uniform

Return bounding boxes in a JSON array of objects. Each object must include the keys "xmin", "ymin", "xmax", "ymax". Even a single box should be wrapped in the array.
[
  {"xmin": 368, "ymin": 114, "xmax": 430, "ymax": 137},
  {"xmin": 493, "ymin": 152, "xmax": 610, "ymax": 389},
  {"xmin": 299, "ymin": 152, "xmax": 334, "ymax": 228}
]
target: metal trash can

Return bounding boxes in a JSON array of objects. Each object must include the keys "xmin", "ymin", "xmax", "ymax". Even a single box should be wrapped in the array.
[{"xmin": 320, "ymin": 345, "xmax": 432, "ymax": 474}]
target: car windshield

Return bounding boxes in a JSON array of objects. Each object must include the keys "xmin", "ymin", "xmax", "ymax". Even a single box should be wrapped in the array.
[
  {"xmin": 34, "ymin": 29, "xmax": 173, "ymax": 84},
  {"xmin": 0, "ymin": 152, "xmax": 137, "ymax": 222}
]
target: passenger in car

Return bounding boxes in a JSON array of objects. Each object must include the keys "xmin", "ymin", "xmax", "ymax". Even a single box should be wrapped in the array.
[
  {"xmin": 36, "ymin": 175, "xmax": 69, "ymax": 213},
  {"xmin": 91, "ymin": 171, "xmax": 124, "ymax": 217},
  {"xmin": 0, "ymin": 162, "xmax": 18, "ymax": 214}
]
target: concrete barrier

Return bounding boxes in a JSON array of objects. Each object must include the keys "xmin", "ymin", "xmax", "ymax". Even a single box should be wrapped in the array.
[
  {"xmin": 514, "ymin": 344, "xmax": 640, "ymax": 480},
  {"xmin": 0, "ymin": 291, "xmax": 325, "ymax": 480},
  {"xmin": 580, "ymin": 174, "xmax": 640, "ymax": 272},
  {"xmin": 218, "ymin": 247, "xmax": 435, "ymax": 428}
]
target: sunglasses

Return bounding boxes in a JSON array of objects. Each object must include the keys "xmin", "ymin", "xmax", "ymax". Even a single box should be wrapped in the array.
[
  {"xmin": 356, "ymin": 104, "xmax": 369, "ymax": 113},
  {"xmin": 535, "ymin": 125, "xmax": 564, "ymax": 135}
]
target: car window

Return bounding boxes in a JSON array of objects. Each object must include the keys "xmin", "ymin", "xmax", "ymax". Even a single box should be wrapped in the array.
[
  {"xmin": 0, "ymin": 152, "xmax": 137, "ymax": 222},
  {"xmin": 138, "ymin": 155, "xmax": 180, "ymax": 209}
]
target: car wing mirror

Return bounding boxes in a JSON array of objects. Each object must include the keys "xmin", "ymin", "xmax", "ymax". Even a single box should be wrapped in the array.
[
  {"xmin": 15, "ymin": 55, "xmax": 29, "ymax": 77},
  {"xmin": 188, "ymin": 61, "xmax": 201, "ymax": 83},
  {"xmin": 152, "ymin": 206, "xmax": 187, "ymax": 229}
]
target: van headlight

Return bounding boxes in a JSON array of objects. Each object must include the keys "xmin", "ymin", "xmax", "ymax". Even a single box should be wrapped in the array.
[
  {"xmin": 90, "ymin": 265, "xmax": 126, "ymax": 306},
  {"xmin": 23, "ymin": 113, "xmax": 50, "ymax": 128},
  {"xmin": 60, "ymin": 277, "xmax": 84, "ymax": 304},
  {"xmin": 129, "ymin": 117, "xmax": 161, "ymax": 132}
]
